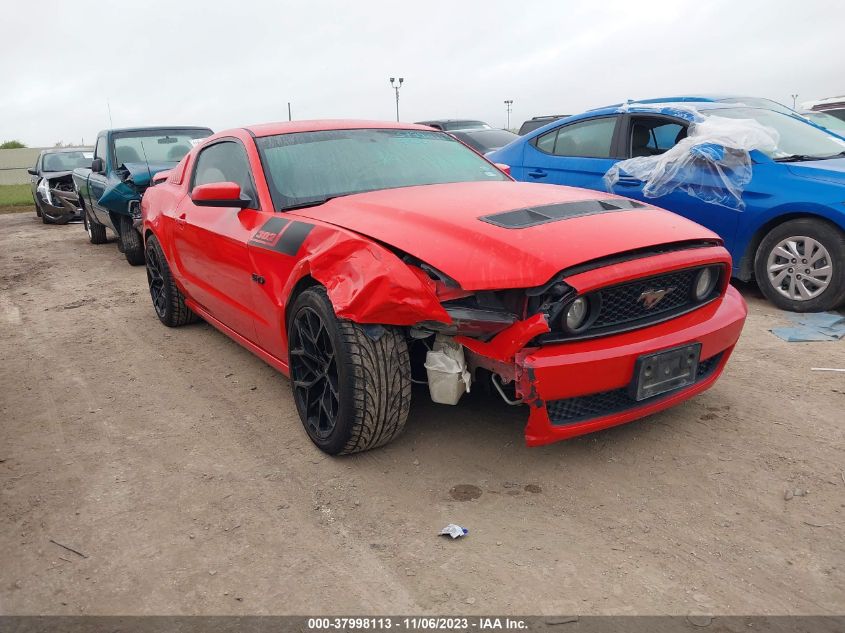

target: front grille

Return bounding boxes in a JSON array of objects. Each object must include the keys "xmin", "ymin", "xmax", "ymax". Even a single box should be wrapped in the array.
[
  {"xmin": 546, "ymin": 353, "xmax": 722, "ymax": 426},
  {"xmin": 537, "ymin": 265, "xmax": 722, "ymax": 343},
  {"xmin": 592, "ymin": 268, "xmax": 698, "ymax": 328}
]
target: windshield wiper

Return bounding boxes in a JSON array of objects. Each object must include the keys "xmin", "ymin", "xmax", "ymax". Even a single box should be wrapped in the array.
[
  {"xmin": 775, "ymin": 151, "xmax": 845, "ymax": 162},
  {"xmin": 282, "ymin": 196, "xmax": 339, "ymax": 211},
  {"xmin": 774, "ymin": 154, "xmax": 820, "ymax": 162}
]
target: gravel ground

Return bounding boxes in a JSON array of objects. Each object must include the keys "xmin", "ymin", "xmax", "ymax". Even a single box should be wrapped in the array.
[{"xmin": 1, "ymin": 211, "xmax": 843, "ymax": 616}]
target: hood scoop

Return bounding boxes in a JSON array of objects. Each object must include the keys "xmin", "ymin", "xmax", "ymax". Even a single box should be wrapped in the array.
[{"xmin": 480, "ymin": 198, "xmax": 646, "ymax": 229}]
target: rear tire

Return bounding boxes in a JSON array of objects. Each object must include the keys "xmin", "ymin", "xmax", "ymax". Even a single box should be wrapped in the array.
[
  {"xmin": 119, "ymin": 216, "xmax": 145, "ymax": 265},
  {"xmin": 287, "ymin": 287, "xmax": 411, "ymax": 455},
  {"xmin": 81, "ymin": 197, "xmax": 107, "ymax": 244},
  {"xmin": 145, "ymin": 234, "xmax": 199, "ymax": 327},
  {"xmin": 754, "ymin": 218, "xmax": 845, "ymax": 312}
]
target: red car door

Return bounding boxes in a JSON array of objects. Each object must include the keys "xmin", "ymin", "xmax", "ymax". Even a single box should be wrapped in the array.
[{"xmin": 173, "ymin": 139, "xmax": 263, "ymax": 338}]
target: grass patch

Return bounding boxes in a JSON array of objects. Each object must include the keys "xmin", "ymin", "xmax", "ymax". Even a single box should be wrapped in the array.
[
  {"xmin": 0, "ymin": 184, "xmax": 32, "ymax": 207},
  {"xmin": 0, "ymin": 205, "xmax": 31, "ymax": 215}
]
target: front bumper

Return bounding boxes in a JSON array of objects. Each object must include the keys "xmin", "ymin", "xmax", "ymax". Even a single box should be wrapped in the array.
[
  {"xmin": 466, "ymin": 285, "xmax": 747, "ymax": 447},
  {"xmin": 38, "ymin": 193, "xmax": 82, "ymax": 223}
]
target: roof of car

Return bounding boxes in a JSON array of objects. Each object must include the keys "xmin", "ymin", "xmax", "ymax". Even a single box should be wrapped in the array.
[
  {"xmin": 245, "ymin": 120, "xmax": 436, "ymax": 137},
  {"xmin": 39, "ymin": 147, "xmax": 91, "ymax": 155},
  {"xmin": 519, "ymin": 101, "xmax": 759, "ymax": 139},
  {"xmin": 415, "ymin": 119, "xmax": 485, "ymax": 124},
  {"xmin": 104, "ymin": 126, "xmax": 213, "ymax": 134}
]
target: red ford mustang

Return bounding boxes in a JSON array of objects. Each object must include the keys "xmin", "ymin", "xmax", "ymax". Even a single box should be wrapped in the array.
[{"xmin": 141, "ymin": 120, "xmax": 747, "ymax": 454}]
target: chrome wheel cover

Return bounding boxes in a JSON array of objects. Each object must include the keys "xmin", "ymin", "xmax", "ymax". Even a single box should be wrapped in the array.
[{"xmin": 766, "ymin": 235, "xmax": 832, "ymax": 301}]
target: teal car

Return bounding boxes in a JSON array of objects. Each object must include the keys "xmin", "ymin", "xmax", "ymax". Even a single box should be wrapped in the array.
[{"xmin": 73, "ymin": 126, "xmax": 212, "ymax": 265}]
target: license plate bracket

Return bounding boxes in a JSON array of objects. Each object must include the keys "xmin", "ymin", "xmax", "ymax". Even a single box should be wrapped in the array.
[{"xmin": 630, "ymin": 343, "xmax": 701, "ymax": 401}]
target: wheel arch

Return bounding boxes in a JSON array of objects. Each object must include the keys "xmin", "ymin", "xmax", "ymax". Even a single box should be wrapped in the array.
[
  {"xmin": 737, "ymin": 211, "xmax": 845, "ymax": 281},
  {"xmin": 284, "ymin": 274, "xmax": 321, "ymax": 329}
]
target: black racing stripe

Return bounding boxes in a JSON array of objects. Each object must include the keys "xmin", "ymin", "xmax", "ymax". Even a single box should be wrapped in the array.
[
  {"xmin": 480, "ymin": 198, "xmax": 647, "ymax": 229},
  {"xmin": 248, "ymin": 217, "xmax": 290, "ymax": 249},
  {"xmin": 275, "ymin": 221, "xmax": 314, "ymax": 256}
]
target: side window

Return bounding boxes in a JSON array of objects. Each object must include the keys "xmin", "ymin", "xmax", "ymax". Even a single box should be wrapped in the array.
[
  {"xmin": 35, "ymin": 154, "xmax": 42, "ymax": 172},
  {"xmin": 630, "ymin": 119, "xmax": 687, "ymax": 157},
  {"xmin": 534, "ymin": 117, "xmax": 617, "ymax": 158},
  {"xmin": 94, "ymin": 136, "xmax": 106, "ymax": 162},
  {"xmin": 536, "ymin": 128, "xmax": 557, "ymax": 153},
  {"xmin": 192, "ymin": 141, "xmax": 257, "ymax": 202}
]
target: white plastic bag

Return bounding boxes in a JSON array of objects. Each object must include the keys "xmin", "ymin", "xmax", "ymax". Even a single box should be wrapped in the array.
[{"xmin": 605, "ymin": 114, "xmax": 779, "ymax": 210}]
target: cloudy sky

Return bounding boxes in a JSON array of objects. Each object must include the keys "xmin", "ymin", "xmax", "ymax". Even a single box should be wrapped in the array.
[{"xmin": 1, "ymin": 0, "xmax": 842, "ymax": 147}]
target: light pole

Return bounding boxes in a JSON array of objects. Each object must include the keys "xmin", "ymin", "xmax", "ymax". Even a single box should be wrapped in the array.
[
  {"xmin": 390, "ymin": 77, "xmax": 404, "ymax": 122},
  {"xmin": 791, "ymin": 93, "xmax": 799, "ymax": 109},
  {"xmin": 504, "ymin": 99, "xmax": 513, "ymax": 129}
]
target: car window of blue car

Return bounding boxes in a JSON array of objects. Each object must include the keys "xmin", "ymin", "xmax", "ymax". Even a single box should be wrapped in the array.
[
  {"xmin": 629, "ymin": 119, "xmax": 686, "ymax": 157},
  {"xmin": 534, "ymin": 117, "xmax": 617, "ymax": 158},
  {"xmin": 711, "ymin": 107, "xmax": 845, "ymax": 159}
]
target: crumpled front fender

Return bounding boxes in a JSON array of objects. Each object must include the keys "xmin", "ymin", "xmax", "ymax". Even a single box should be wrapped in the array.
[{"xmin": 284, "ymin": 228, "xmax": 451, "ymax": 325}]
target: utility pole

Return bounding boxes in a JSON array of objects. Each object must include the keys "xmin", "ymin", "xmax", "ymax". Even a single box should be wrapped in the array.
[
  {"xmin": 288, "ymin": 102, "xmax": 292, "ymax": 121},
  {"xmin": 791, "ymin": 94, "xmax": 799, "ymax": 109},
  {"xmin": 504, "ymin": 100, "xmax": 513, "ymax": 129},
  {"xmin": 389, "ymin": 77, "xmax": 404, "ymax": 122}
]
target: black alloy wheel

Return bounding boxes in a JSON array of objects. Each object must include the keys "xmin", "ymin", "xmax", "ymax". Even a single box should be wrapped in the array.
[{"xmin": 289, "ymin": 306, "xmax": 340, "ymax": 441}]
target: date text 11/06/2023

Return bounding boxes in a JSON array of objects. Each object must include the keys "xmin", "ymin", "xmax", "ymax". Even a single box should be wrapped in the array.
[{"xmin": 307, "ymin": 617, "xmax": 530, "ymax": 630}]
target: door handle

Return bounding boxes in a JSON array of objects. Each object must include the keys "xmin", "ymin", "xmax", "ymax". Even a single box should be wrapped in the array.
[
  {"xmin": 527, "ymin": 169, "xmax": 547, "ymax": 179},
  {"xmin": 615, "ymin": 177, "xmax": 642, "ymax": 187}
]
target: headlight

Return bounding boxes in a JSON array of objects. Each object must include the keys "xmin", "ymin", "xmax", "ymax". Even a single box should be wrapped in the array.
[
  {"xmin": 693, "ymin": 267, "xmax": 718, "ymax": 300},
  {"xmin": 565, "ymin": 296, "xmax": 589, "ymax": 330},
  {"xmin": 37, "ymin": 178, "xmax": 52, "ymax": 206}
]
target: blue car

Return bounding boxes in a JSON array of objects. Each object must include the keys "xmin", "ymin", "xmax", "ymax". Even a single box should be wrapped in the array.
[{"xmin": 488, "ymin": 101, "xmax": 845, "ymax": 312}]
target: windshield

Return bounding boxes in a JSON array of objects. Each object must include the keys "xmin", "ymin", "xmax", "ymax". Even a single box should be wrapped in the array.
[
  {"xmin": 819, "ymin": 107, "xmax": 845, "ymax": 123},
  {"xmin": 112, "ymin": 128, "xmax": 211, "ymax": 166},
  {"xmin": 710, "ymin": 107, "xmax": 845, "ymax": 159},
  {"xmin": 41, "ymin": 150, "xmax": 92, "ymax": 172},
  {"xmin": 256, "ymin": 128, "xmax": 508, "ymax": 210},
  {"xmin": 443, "ymin": 120, "xmax": 490, "ymax": 130},
  {"xmin": 802, "ymin": 112, "xmax": 845, "ymax": 135},
  {"xmin": 718, "ymin": 97, "xmax": 794, "ymax": 115},
  {"xmin": 451, "ymin": 129, "xmax": 519, "ymax": 153}
]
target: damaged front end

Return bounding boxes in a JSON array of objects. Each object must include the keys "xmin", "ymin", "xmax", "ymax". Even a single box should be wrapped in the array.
[
  {"xmin": 36, "ymin": 174, "xmax": 82, "ymax": 224},
  {"xmin": 99, "ymin": 162, "xmax": 172, "ymax": 230},
  {"xmin": 404, "ymin": 244, "xmax": 746, "ymax": 447}
]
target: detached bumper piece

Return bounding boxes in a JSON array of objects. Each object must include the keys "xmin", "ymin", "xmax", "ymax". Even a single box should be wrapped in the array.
[{"xmin": 546, "ymin": 352, "xmax": 722, "ymax": 426}]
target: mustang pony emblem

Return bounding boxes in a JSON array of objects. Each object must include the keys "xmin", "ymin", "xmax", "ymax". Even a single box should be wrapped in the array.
[{"xmin": 638, "ymin": 287, "xmax": 676, "ymax": 309}]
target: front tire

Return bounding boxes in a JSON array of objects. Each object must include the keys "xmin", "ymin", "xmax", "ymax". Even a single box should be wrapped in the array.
[
  {"xmin": 145, "ymin": 234, "xmax": 199, "ymax": 327},
  {"xmin": 119, "ymin": 216, "xmax": 145, "ymax": 265},
  {"xmin": 754, "ymin": 218, "xmax": 845, "ymax": 312},
  {"xmin": 81, "ymin": 197, "xmax": 107, "ymax": 244},
  {"xmin": 287, "ymin": 287, "xmax": 411, "ymax": 455}
]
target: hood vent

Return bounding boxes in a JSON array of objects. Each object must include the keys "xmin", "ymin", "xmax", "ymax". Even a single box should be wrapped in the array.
[{"xmin": 480, "ymin": 198, "xmax": 646, "ymax": 229}]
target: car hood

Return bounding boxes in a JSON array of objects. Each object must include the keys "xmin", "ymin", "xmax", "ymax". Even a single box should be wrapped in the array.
[
  {"xmin": 292, "ymin": 181, "xmax": 719, "ymax": 290},
  {"xmin": 119, "ymin": 161, "xmax": 178, "ymax": 188},
  {"xmin": 41, "ymin": 170, "xmax": 74, "ymax": 180},
  {"xmin": 785, "ymin": 157, "xmax": 845, "ymax": 185}
]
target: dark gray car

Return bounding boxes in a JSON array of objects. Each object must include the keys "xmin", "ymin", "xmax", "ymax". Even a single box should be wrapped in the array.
[{"xmin": 28, "ymin": 148, "xmax": 92, "ymax": 224}]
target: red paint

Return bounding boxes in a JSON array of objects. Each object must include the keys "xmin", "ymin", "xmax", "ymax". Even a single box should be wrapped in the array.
[
  {"xmin": 293, "ymin": 181, "xmax": 720, "ymax": 290},
  {"xmin": 143, "ymin": 120, "xmax": 748, "ymax": 449},
  {"xmin": 520, "ymin": 285, "xmax": 747, "ymax": 445},
  {"xmin": 190, "ymin": 181, "xmax": 242, "ymax": 202}
]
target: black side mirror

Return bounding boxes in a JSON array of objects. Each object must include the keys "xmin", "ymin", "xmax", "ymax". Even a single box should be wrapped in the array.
[
  {"xmin": 27, "ymin": 167, "xmax": 38, "ymax": 176},
  {"xmin": 91, "ymin": 158, "xmax": 104, "ymax": 173}
]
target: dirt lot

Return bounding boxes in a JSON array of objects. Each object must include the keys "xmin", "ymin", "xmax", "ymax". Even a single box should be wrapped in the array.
[{"xmin": 1, "ymin": 210, "xmax": 843, "ymax": 616}]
